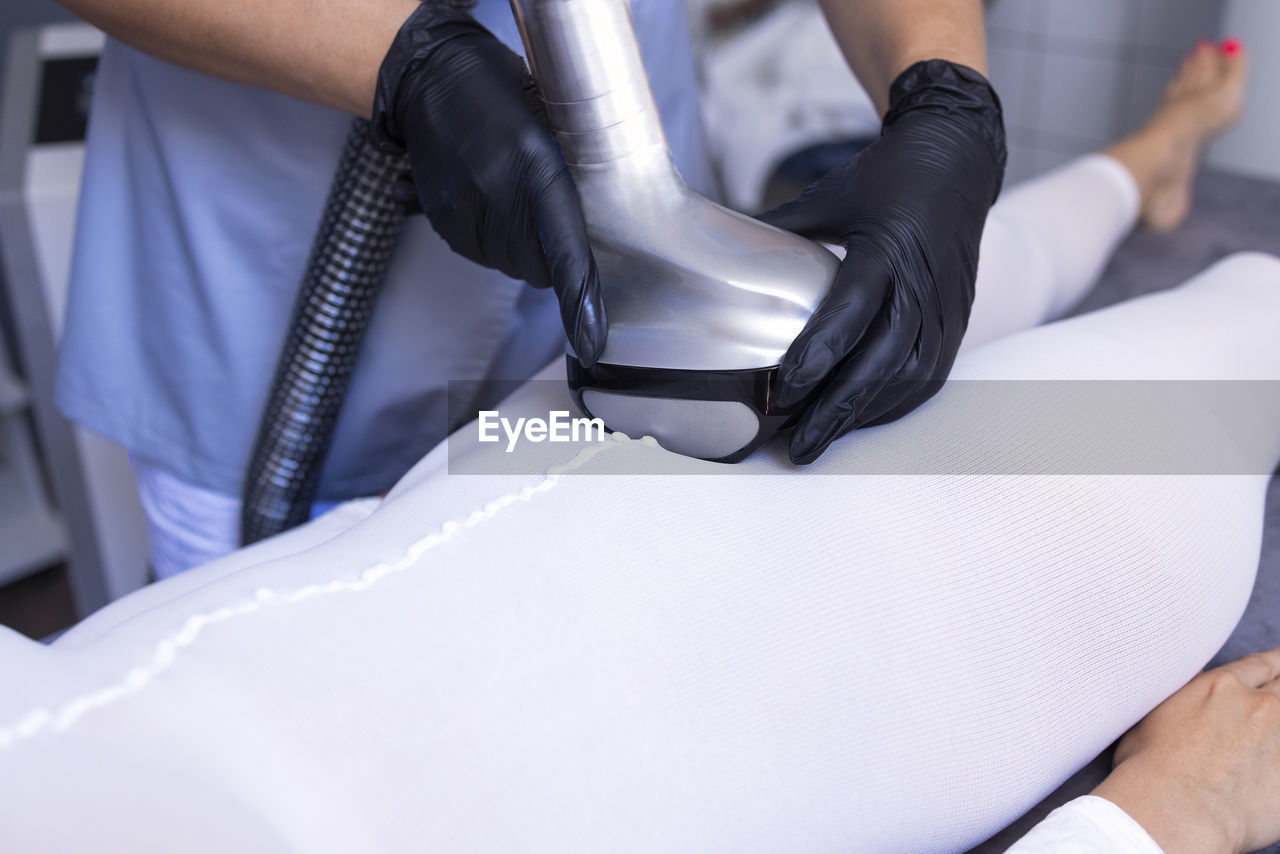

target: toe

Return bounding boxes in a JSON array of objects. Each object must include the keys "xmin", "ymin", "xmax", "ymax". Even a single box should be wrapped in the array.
[
  {"xmin": 1207, "ymin": 41, "xmax": 1249, "ymax": 128},
  {"xmin": 1168, "ymin": 44, "xmax": 1211, "ymax": 98},
  {"xmin": 1222, "ymin": 38, "xmax": 1250, "ymax": 83},
  {"xmin": 1187, "ymin": 43, "xmax": 1219, "ymax": 89}
]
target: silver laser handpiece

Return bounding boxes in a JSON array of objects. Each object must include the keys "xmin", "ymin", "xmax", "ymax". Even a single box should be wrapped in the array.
[{"xmin": 511, "ymin": 0, "xmax": 838, "ymax": 461}]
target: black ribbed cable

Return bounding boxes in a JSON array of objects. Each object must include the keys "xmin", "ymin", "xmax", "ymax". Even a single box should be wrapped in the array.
[{"xmin": 240, "ymin": 118, "xmax": 416, "ymax": 546}]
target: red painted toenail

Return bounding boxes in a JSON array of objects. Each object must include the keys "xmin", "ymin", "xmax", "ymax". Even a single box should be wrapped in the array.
[{"xmin": 1222, "ymin": 37, "xmax": 1243, "ymax": 56}]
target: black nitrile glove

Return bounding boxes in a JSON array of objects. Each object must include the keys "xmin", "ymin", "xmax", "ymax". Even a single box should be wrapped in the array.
[
  {"xmin": 760, "ymin": 59, "xmax": 1007, "ymax": 464},
  {"xmin": 371, "ymin": 2, "xmax": 606, "ymax": 366}
]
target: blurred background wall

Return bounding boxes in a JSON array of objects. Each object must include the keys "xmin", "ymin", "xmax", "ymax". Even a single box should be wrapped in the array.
[
  {"xmin": 0, "ymin": 0, "xmax": 74, "ymax": 84},
  {"xmin": 688, "ymin": 0, "xmax": 1244, "ymax": 197},
  {"xmin": 987, "ymin": 0, "xmax": 1227, "ymax": 182}
]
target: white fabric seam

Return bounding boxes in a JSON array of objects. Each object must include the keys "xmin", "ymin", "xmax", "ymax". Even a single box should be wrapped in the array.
[{"xmin": 0, "ymin": 437, "xmax": 634, "ymax": 750}]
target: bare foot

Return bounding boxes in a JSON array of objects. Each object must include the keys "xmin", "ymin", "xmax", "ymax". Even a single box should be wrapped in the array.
[{"xmin": 1106, "ymin": 39, "xmax": 1248, "ymax": 232}]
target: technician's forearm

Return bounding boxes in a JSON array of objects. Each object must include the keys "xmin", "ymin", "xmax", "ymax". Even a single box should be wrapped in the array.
[
  {"xmin": 53, "ymin": 0, "xmax": 419, "ymax": 116},
  {"xmin": 819, "ymin": 0, "xmax": 987, "ymax": 115}
]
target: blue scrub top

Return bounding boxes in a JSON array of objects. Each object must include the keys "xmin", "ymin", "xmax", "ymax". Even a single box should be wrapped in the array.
[{"xmin": 57, "ymin": 0, "xmax": 712, "ymax": 500}]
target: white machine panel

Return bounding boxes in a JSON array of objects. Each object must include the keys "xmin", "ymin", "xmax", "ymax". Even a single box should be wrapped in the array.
[{"xmin": 1, "ymin": 23, "xmax": 149, "ymax": 613}]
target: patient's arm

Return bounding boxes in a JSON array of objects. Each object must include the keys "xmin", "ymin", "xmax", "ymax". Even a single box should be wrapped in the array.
[{"xmin": 1092, "ymin": 649, "xmax": 1280, "ymax": 854}]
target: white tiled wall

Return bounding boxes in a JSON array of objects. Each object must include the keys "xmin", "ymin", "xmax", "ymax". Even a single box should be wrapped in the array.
[{"xmin": 986, "ymin": 0, "xmax": 1227, "ymax": 182}]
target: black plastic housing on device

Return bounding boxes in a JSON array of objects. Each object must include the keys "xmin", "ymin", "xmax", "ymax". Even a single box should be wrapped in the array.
[{"xmin": 565, "ymin": 357, "xmax": 807, "ymax": 464}]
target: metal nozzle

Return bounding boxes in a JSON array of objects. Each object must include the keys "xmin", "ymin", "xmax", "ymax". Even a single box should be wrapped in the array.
[{"xmin": 511, "ymin": 0, "xmax": 839, "ymax": 459}]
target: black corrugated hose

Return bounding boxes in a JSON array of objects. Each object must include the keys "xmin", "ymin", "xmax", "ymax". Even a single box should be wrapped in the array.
[{"xmin": 240, "ymin": 118, "xmax": 416, "ymax": 546}]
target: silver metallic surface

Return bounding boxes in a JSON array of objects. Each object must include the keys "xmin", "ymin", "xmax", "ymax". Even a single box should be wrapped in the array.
[
  {"xmin": 582, "ymin": 390, "xmax": 762, "ymax": 460},
  {"xmin": 241, "ymin": 120, "xmax": 413, "ymax": 545},
  {"xmin": 511, "ymin": 0, "xmax": 839, "ymax": 372}
]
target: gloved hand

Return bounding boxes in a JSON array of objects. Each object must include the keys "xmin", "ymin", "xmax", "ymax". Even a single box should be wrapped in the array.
[
  {"xmin": 760, "ymin": 59, "xmax": 1007, "ymax": 464},
  {"xmin": 371, "ymin": 2, "xmax": 606, "ymax": 366}
]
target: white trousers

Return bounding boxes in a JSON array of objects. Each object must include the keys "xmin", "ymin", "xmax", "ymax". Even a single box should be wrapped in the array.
[
  {"xmin": 133, "ymin": 462, "xmax": 342, "ymax": 579},
  {"xmin": 6, "ymin": 151, "xmax": 1278, "ymax": 853},
  {"xmin": 132, "ymin": 153, "xmax": 1141, "ymax": 578}
]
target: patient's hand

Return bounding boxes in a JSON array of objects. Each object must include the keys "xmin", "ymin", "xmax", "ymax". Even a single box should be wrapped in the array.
[{"xmin": 1092, "ymin": 648, "xmax": 1280, "ymax": 854}]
